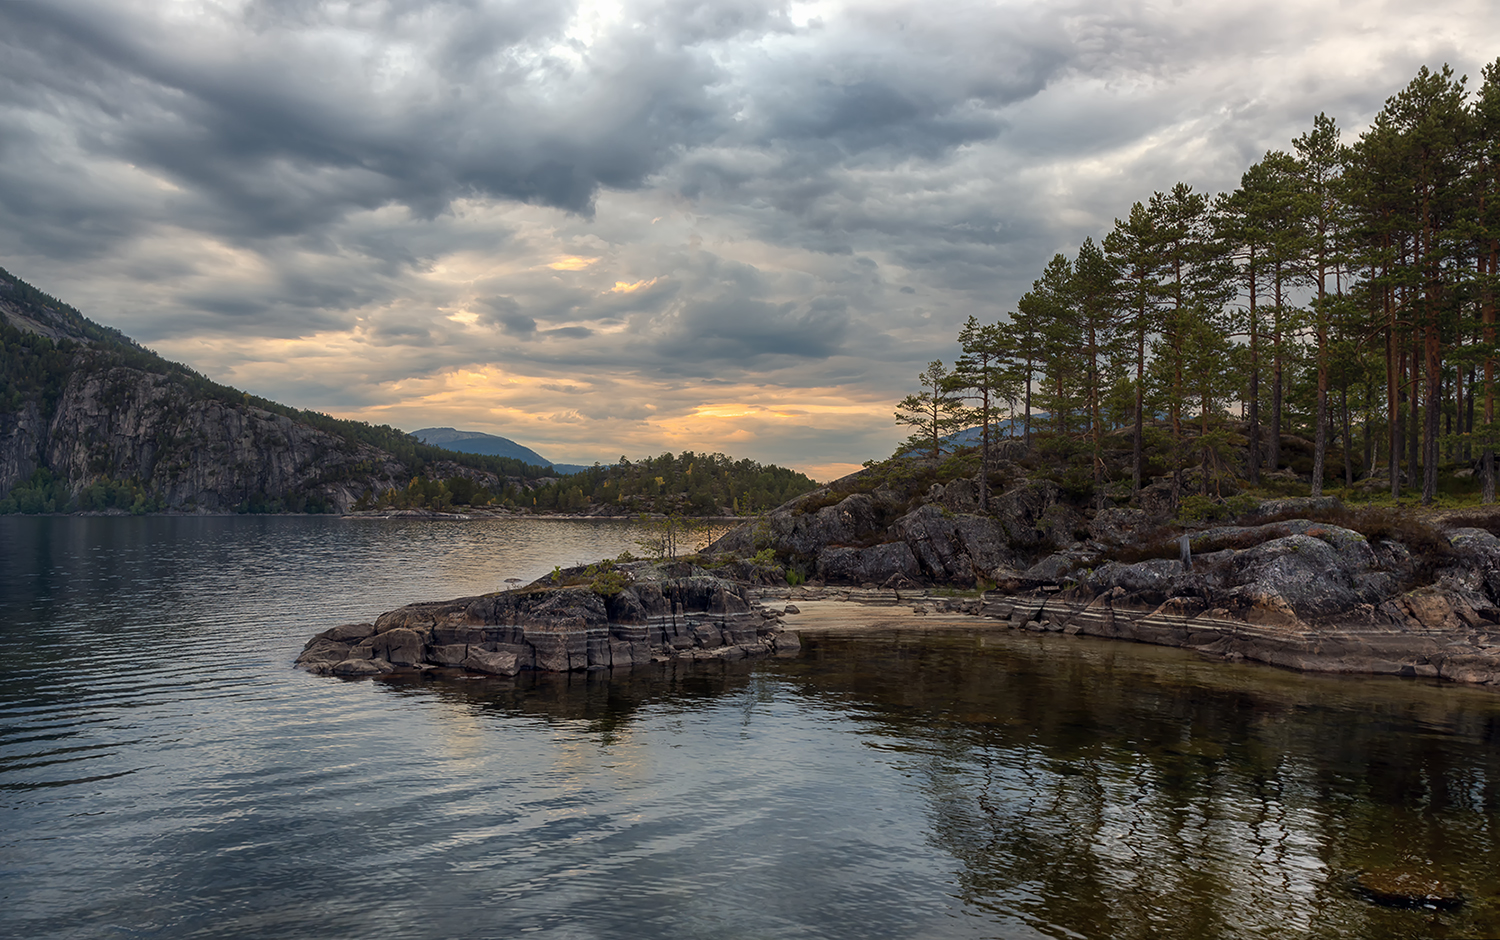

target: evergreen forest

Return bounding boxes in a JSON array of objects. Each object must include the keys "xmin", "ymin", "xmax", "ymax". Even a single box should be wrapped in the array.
[
  {"xmin": 518, "ymin": 452, "xmax": 817, "ymax": 515},
  {"xmin": 898, "ymin": 62, "xmax": 1500, "ymax": 509}
]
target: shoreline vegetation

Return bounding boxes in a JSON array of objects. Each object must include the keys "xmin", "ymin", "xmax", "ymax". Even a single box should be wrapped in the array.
[
  {"xmin": 300, "ymin": 427, "xmax": 1500, "ymax": 688},
  {"xmin": 889, "ymin": 60, "xmax": 1500, "ymax": 516}
]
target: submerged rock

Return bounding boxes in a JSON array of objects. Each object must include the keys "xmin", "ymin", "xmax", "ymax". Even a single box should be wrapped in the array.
[{"xmin": 1353, "ymin": 869, "xmax": 1464, "ymax": 910}]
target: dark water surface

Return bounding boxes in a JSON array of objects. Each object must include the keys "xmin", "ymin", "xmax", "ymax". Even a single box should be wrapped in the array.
[{"xmin": 4, "ymin": 516, "xmax": 1500, "ymax": 939}]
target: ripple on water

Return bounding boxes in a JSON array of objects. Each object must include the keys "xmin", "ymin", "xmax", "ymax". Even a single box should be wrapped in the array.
[{"xmin": 7, "ymin": 516, "xmax": 1500, "ymax": 940}]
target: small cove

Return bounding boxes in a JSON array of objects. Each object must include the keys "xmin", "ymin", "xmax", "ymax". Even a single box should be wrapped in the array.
[{"xmin": 4, "ymin": 514, "xmax": 1500, "ymax": 939}]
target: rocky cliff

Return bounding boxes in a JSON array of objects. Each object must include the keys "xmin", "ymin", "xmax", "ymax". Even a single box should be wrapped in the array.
[{"xmin": 0, "ymin": 267, "xmax": 541, "ymax": 512}]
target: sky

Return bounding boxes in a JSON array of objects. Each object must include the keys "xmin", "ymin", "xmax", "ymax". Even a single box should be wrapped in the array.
[{"xmin": 3, "ymin": 1, "xmax": 1499, "ymax": 480}]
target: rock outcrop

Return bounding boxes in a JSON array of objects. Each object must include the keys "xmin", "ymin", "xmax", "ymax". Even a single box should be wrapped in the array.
[
  {"xmin": 966, "ymin": 520, "xmax": 1500, "ymax": 686},
  {"xmin": 297, "ymin": 567, "xmax": 801, "ymax": 678},
  {"xmin": 0, "ymin": 266, "xmax": 536, "ymax": 511},
  {"xmin": 708, "ymin": 477, "xmax": 1033, "ymax": 586}
]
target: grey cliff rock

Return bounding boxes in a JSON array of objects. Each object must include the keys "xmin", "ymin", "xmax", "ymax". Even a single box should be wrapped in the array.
[{"xmin": 297, "ymin": 570, "xmax": 798, "ymax": 678}]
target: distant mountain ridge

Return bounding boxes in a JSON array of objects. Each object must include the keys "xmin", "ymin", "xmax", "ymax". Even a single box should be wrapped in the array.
[
  {"xmin": 410, "ymin": 427, "xmax": 591, "ymax": 475},
  {"xmin": 0, "ymin": 266, "xmax": 554, "ymax": 513}
]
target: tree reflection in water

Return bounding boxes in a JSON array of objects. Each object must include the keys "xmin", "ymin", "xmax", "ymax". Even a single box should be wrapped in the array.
[{"xmin": 381, "ymin": 627, "xmax": 1500, "ymax": 939}]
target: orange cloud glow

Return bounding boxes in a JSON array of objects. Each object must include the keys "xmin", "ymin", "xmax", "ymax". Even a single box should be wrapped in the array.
[
  {"xmin": 547, "ymin": 256, "xmax": 597, "ymax": 271},
  {"xmin": 608, "ymin": 277, "xmax": 660, "ymax": 293}
]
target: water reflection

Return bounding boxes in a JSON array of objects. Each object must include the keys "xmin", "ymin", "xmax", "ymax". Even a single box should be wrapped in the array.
[
  {"xmin": 9, "ymin": 515, "xmax": 1500, "ymax": 939},
  {"xmin": 377, "ymin": 659, "xmax": 764, "ymax": 744},
  {"xmin": 776, "ymin": 630, "xmax": 1500, "ymax": 940},
  {"xmin": 391, "ymin": 629, "xmax": 1500, "ymax": 939}
]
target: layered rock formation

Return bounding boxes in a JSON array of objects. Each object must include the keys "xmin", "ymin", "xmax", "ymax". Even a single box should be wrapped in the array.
[
  {"xmin": 972, "ymin": 521, "xmax": 1500, "ymax": 685},
  {"xmin": 297, "ymin": 568, "xmax": 801, "ymax": 678}
]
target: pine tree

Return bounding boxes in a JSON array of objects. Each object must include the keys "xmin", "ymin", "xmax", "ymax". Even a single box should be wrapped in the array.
[
  {"xmin": 1473, "ymin": 59, "xmax": 1500, "ymax": 502},
  {"xmin": 1103, "ymin": 201, "xmax": 1165, "ymax": 497},
  {"xmin": 952, "ymin": 317, "xmax": 1009, "ymax": 506},
  {"xmin": 1073, "ymin": 237, "xmax": 1123, "ymax": 497},
  {"xmin": 1382, "ymin": 66, "xmax": 1471, "ymax": 504},
  {"xmin": 895, "ymin": 361, "xmax": 965, "ymax": 461},
  {"xmin": 1293, "ymin": 113, "xmax": 1346, "ymax": 496}
]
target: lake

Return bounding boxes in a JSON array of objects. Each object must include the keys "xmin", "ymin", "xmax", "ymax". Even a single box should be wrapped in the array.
[{"xmin": 4, "ymin": 514, "xmax": 1500, "ymax": 939}]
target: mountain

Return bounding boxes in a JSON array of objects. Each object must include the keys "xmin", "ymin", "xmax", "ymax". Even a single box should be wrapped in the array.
[
  {"xmin": 0, "ymin": 267, "xmax": 551, "ymax": 513},
  {"xmin": 412, "ymin": 428, "xmax": 552, "ymax": 465},
  {"xmin": 411, "ymin": 427, "xmax": 593, "ymax": 475}
]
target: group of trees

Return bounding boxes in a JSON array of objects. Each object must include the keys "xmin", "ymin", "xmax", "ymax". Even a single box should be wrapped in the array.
[
  {"xmin": 0, "ymin": 469, "xmax": 164, "ymax": 514},
  {"xmin": 348, "ymin": 452, "xmax": 818, "ymax": 516},
  {"xmin": 525, "ymin": 451, "xmax": 817, "ymax": 515},
  {"xmin": 351, "ymin": 475, "xmax": 498, "ymax": 512},
  {"xmin": 898, "ymin": 61, "xmax": 1500, "ymax": 507}
]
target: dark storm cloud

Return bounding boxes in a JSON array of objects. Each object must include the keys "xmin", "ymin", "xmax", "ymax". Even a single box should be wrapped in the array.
[{"xmin": 0, "ymin": 0, "xmax": 729, "ymax": 246}]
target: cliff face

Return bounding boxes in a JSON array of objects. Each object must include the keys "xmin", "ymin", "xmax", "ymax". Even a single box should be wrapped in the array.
[
  {"xmin": 0, "ymin": 398, "xmax": 47, "ymax": 495},
  {"xmin": 33, "ymin": 356, "xmax": 407, "ymax": 511},
  {"xmin": 0, "ymin": 268, "xmax": 528, "ymax": 512}
]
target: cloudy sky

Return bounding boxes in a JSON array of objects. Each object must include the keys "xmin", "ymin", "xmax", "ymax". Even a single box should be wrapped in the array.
[{"xmin": 2, "ymin": 0, "xmax": 1498, "ymax": 478}]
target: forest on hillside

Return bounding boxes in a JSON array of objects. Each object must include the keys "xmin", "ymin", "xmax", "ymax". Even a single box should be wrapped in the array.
[
  {"xmin": 355, "ymin": 451, "xmax": 816, "ymax": 515},
  {"xmin": 523, "ymin": 452, "xmax": 816, "ymax": 515},
  {"xmin": 0, "ymin": 265, "xmax": 556, "ymax": 513},
  {"xmin": 898, "ymin": 62, "xmax": 1500, "ymax": 508}
]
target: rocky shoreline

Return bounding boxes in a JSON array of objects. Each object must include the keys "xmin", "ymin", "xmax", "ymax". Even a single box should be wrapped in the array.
[
  {"xmin": 699, "ymin": 469, "xmax": 1500, "ymax": 687},
  {"xmin": 758, "ymin": 583, "xmax": 1500, "ymax": 687},
  {"xmin": 297, "ymin": 564, "xmax": 801, "ymax": 678},
  {"xmin": 299, "ymin": 453, "xmax": 1500, "ymax": 689}
]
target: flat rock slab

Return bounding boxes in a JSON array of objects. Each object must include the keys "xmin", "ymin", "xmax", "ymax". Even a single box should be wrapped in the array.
[{"xmin": 772, "ymin": 598, "xmax": 981, "ymax": 633}]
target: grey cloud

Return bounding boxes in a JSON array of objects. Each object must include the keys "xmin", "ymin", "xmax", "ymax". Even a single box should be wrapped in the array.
[
  {"xmin": 3, "ymin": 0, "xmax": 1498, "ymax": 471},
  {"xmin": 0, "ymin": 0, "xmax": 727, "ymax": 246},
  {"xmin": 478, "ymin": 296, "xmax": 537, "ymax": 336},
  {"xmin": 657, "ymin": 295, "xmax": 849, "ymax": 363}
]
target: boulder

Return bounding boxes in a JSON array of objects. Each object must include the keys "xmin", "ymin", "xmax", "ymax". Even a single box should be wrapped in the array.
[
  {"xmin": 1225, "ymin": 533, "xmax": 1375, "ymax": 618},
  {"xmin": 988, "ymin": 479, "xmax": 1077, "ymax": 550},
  {"xmin": 1084, "ymin": 558, "xmax": 1195, "ymax": 601},
  {"xmin": 816, "ymin": 542, "xmax": 920, "ymax": 583},
  {"xmin": 462, "ymin": 649, "xmax": 520, "ymax": 676},
  {"xmin": 939, "ymin": 477, "xmax": 982, "ymax": 512},
  {"xmin": 1449, "ymin": 528, "xmax": 1500, "ymax": 603},
  {"xmin": 370, "ymin": 627, "xmax": 426, "ymax": 666},
  {"xmin": 427, "ymin": 644, "xmax": 470, "ymax": 666},
  {"xmin": 1088, "ymin": 507, "xmax": 1149, "ymax": 545},
  {"xmin": 332, "ymin": 658, "xmax": 393, "ymax": 677},
  {"xmin": 892, "ymin": 504, "xmax": 1021, "ymax": 583},
  {"xmin": 1252, "ymin": 495, "xmax": 1345, "ymax": 519},
  {"xmin": 316, "ymin": 622, "xmax": 376, "ymax": 643},
  {"xmin": 1023, "ymin": 553, "xmax": 1077, "ymax": 584}
]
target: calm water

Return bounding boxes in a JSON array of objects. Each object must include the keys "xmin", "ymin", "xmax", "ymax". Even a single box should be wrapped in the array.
[{"xmin": 4, "ymin": 516, "xmax": 1500, "ymax": 939}]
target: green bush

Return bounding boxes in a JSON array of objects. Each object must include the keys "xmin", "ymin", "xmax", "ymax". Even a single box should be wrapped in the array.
[{"xmin": 0, "ymin": 468, "xmax": 72, "ymax": 514}]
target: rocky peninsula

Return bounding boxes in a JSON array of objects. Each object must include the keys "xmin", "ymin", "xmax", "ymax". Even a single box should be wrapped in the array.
[
  {"xmin": 300, "ymin": 440, "xmax": 1500, "ymax": 688},
  {"xmin": 698, "ymin": 451, "xmax": 1500, "ymax": 687},
  {"xmin": 297, "ymin": 562, "xmax": 801, "ymax": 678}
]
